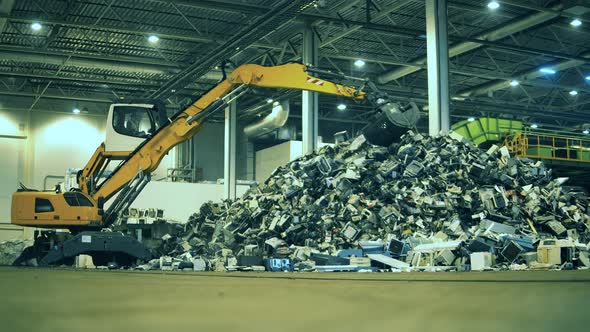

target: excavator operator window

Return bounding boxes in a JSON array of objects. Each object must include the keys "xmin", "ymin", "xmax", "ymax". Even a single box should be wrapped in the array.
[
  {"xmin": 63, "ymin": 192, "xmax": 94, "ymax": 207},
  {"xmin": 112, "ymin": 106, "xmax": 156, "ymax": 139},
  {"xmin": 35, "ymin": 198, "xmax": 54, "ymax": 213}
]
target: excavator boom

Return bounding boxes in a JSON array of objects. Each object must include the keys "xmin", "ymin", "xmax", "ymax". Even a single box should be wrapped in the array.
[
  {"xmin": 92, "ymin": 63, "xmax": 365, "ymax": 205},
  {"xmin": 11, "ymin": 63, "xmax": 371, "ymax": 229}
]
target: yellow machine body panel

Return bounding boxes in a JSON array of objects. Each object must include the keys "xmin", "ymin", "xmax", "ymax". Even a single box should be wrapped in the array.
[{"xmin": 11, "ymin": 191, "xmax": 101, "ymax": 228}]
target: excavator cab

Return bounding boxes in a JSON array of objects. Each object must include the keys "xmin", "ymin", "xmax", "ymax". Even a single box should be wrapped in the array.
[
  {"xmin": 11, "ymin": 100, "xmax": 168, "ymax": 230},
  {"xmin": 105, "ymin": 101, "xmax": 168, "ymax": 152}
]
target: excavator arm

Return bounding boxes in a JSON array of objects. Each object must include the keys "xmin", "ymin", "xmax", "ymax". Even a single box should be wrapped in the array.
[
  {"xmin": 93, "ymin": 63, "xmax": 366, "ymax": 204},
  {"xmin": 11, "ymin": 63, "xmax": 372, "ymax": 229}
]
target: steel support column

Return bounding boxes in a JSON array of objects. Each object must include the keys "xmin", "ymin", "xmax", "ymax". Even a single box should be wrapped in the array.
[
  {"xmin": 224, "ymin": 100, "xmax": 237, "ymax": 200},
  {"xmin": 426, "ymin": 0, "xmax": 450, "ymax": 135},
  {"xmin": 302, "ymin": 23, "xmax": 319, "ymax": 155}
]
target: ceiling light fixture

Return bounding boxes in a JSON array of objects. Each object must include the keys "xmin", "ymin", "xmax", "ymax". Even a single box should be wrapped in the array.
[
  {"xmin": 571, "ymin": 18, "xmax": 582, "ymax": 27},
  {"xmin": 583, "ymin": 129, "xmax": 589, "ymax": 135},
  {"xmin": 570, "ymin": 90, "xmax": 579, "ymax": 96},
  {"xmin": 530, "ymin": 123, "xmax": 539, "ymax": 129},
  {"xmin": 337, "ymin": 103, "xmax": 347, "ymax": 111},
  {"xmin": 539, "ymin": 67, "xmax": 556, "ymax": 74},
  {"xmin": 31, "ymin": 22, "xmax": 42, "ymax": 31},
  {"xmin": 266, "ymin": 98, "xmax": 274, "ymax": 104},
  {"xmin": 148, "ymin": 35, "xmax": 159, "ymax": 43},
  {"xmin": 510, "ymin": 80, "xmax": 519, "ymax": 87},
  {"xmin": 468, "ymin": 117, "xmax": 475, "ymax": 122},
  {"xmin": 487, "ymin": 1, "xmax": 500, "ymax": 10},
  {"xmin": 72, "ymin": 108, "xmax": 81, "ymax": 114},
  {"xmin": 354, "ymin": 59, "xmax": 366, "ymax": 67}
]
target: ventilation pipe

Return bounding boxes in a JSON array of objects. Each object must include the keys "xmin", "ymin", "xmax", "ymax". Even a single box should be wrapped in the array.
[{"xmin": 244, "ymin": 100, "xmax": 290, "ymax": 138}]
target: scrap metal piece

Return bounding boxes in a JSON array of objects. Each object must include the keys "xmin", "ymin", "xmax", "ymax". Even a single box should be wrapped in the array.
[
  {"xmin": 342, "ymin": 223, "xmax": 360, "ymax": 241},
  {"xmin": 367, "ymin": 254, "xmax": 410, "ymax": 269},
  {"xmin": 265, "ymin": 258, "xmax": 293, "ymax": 272},
  {"xmin": 470, "ymin": 252, "xmax": 492, "ymax": 271}
]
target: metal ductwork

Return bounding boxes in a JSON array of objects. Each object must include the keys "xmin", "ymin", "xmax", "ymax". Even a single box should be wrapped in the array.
[
  {"xmin": 376, "ymin": 3, "xmax": 564, "ymax": 84},
  {"xmin": 244, "ymin": 100, "xmax": 290, "ymax": 138}
]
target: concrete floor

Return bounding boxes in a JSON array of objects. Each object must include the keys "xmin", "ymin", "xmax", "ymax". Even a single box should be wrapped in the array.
[{"xmin": 0, "ymin": 268, "xmax": 589, "ymax": 332}]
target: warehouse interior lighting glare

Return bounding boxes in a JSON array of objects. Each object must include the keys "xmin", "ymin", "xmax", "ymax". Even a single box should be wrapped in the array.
[
  {"xmin": 337, "ymin": 103, "xmax": 347, "ymax": 111},
  {"xmin": 570, "ymin": 90, "xmax": 578, "ymax": 96},
  {"xmin": 468, "ymin": 117, "xmax": 475, "ymax": 122},
  {"xmin": 487, "ymin": 1, "xmax": 500, "ymax": 10},
  {"xmin": 72, "ymin": 108, "xmax": 81, "ymax": 114},
  {"xmin": 584, "ymin": 129, "xmax": 590, "ymax": 135},
  {"xmin": 148, "ymin": 35, "xmax": 159, "ymax": 43},
  {"xmin": 571, "ymin": 18, "xmax": 582, "ymax": 27},
  {"xmin": 539, "ymin": 67, "xmax": 556, "ymax": 74},
  {"xmin": 31, "ymin": 22, "xmax": 42, "ymax": 31},
  {"xmin": 586, "ymin": 75, "xmax": 590, "ymax": 81},
  {"xmin": 530, "ymin": 123, "xmax": 539, "ymax": 129},
  {"xmin": 266, "ymin": 98, "xmax": 274, "ymax": 104},
  {"xmin": 510, "ymin": 80, "xmax": 519, "ymax": 87},
  {"xmin": 354, "ymin": 59, "xmax": 366, "ymax": 67}
]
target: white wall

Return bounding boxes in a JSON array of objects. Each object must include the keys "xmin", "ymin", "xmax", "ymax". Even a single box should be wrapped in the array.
[
  {"xmin": 130, "ymin": 182, "xmax": 250, "ymax": 223},
  {"xmin": 193, "ymin": 123, "xmax": 225, "ymax": 181},
  {"xmin": 0, "ymin": 110, "xmax": 30, "ymax": 240},
  {"xmin": 29, "ymin": 112, "xmax": 106, "ymax": 190},
  {"xmin": 255, "ymin": 141, "xmax": 332, "ymax": 182},
  {"xmin": 255, "ymin": 141, "xmax": 301, "ymax": 183},
  {"xmin": 0, "ymin": 109, "xmax": 107, "ymax": 237},
  {"xmin": 0, "ymin": 108, "xmax": 245, "ymax": 240},
  {"xmin": 0, "ymin": 137, "xmax": 24, "ymax": 226}
]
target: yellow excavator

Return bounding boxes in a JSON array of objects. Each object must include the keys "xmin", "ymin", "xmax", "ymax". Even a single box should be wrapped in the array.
[{"xmin": 11, "ymin": 62, "xmax": 419, "ymax": 266}]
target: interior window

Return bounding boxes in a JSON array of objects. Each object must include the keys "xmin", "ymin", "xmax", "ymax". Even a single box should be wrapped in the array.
[
  {"xmin": 112, "ymin": 106, "xmax": 155, "ymax": 138},
  {"xmin": 63, "ymin": 192, "xmax": 94, "ymax": 207},
  {"xmin": 35, "ymin": 198, "xmax": 54, "ymax": 213}
]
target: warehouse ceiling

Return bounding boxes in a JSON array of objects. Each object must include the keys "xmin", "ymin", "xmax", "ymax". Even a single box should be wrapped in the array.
[{"xmin": 0, "ymin": 0, "xmax": 589, "ymax": 132}]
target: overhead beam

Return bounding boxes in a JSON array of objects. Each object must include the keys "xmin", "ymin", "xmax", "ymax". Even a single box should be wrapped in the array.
[
  {"xmin": 318, "ymin": 0, "xmax": 415, "ymax": 47},
  {"xmin": 375, "ymin": 84, "xmax": 590, "ymax": 122},
  {"xmin": 1, "ymin": 15, "xmax": 283, "ymax": 50},
  {"xmin": 6, "ymin": 12, "xmax": 587, "ymax": 64},
  {"xmin": 0, "ymin": 48, "xmax": 224, "ymax": 81},
  {"xmin": 304, "ymin": 13, "xmax": 590, "ymax": 64},
  {"xmin": 0, "ymin": 0, "xmax": 15, "ymax": 34},
  {"xmin": 0, "ymin": 107, "xmax": 107, "ymax": 117},
  {"xmin": 377, "ymin": 3, "xmax": 564, "ymax": 84},
  {"xmin": 4, "ymin": 10, "xmax": 586, "ymax": 79},
  {"xmin": 457, "ymin": 49, "xmax": 590, "ymax": 97},
  {"xmin": 323, "ymin": 52, "xmax": 590, "ymax": 94},
  {"xmin": 501, "ymin": 0, "xmax": 590, "ymax": 22},
  {"xmin": 0, "ymin": 48, "xmax": 179, "ymax": 75},
  {"xmin": 453, "ymin": 99, "xmax": 590, "ymax": 123},
  {"xmin": 0, "ymin": 71, "xmax": 158, "ymax": 86},
  {"xmin": 152, "ymin": 0, "xmax": 267, "ymax": 15},
  {"xmin": 150, "ymin": 0, "xmax": 312, "ymax": 100},
  {"xmin": 0, "ymin": 90, "xmax": 112, "ymax": 103}
]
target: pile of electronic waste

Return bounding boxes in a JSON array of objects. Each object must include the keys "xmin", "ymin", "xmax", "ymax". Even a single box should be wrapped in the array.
[{"xmin": 142, "ymin": 131, "xmax": 589, "ymax": 272}]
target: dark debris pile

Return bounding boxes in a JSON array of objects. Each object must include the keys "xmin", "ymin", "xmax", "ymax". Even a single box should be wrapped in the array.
[{"xmin": 154, "ymin": 131, "xmax": 590, "ymax": 271}]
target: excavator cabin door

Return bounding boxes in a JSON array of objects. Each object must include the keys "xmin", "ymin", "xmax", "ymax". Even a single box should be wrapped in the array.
[{"xmin": 104, "ymin": 102, "xmax": 167, "ymax": 152}]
